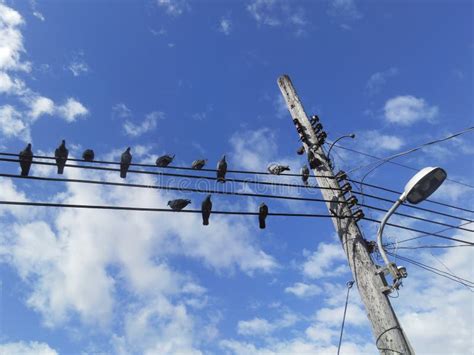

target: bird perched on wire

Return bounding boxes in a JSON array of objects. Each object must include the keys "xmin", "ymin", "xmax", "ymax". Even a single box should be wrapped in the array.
[
  {"xmin": 19, "ymin": 143, "xmax": 33, "ymax": 177},
  {"xmin": 168, "ymin": 199, "xmax": 191, "ymax": 211},
  {"xmin": 301, "ymin": 165, "xmax": 310, "ymax": 186},
  {"xmin": 55, "ymin": 140, "xmax": 69, "ymax": 174},
  {"xmin": 259, "ymin": 203, "xmax": 268, "ymax": 229},
  {"xmin": 268, "ymin": 164, "xmax": 290, "ymax": 175},
  {"xmin": 192, "ymin": 159, "xmax": 207, "ymax": 170},
  {"xmin": 216, "ymin": 155, "xmax": 227, "ymax": 182},
  {"xmin": 120, "ymin": 147, "xmax": 132, "ymax": 178},
  {"xmin": 156, "ymin": 154, "xmax": 175, "ymax": 167},
  {"xmin": 82, "ymin": 149, "xmax": 95, "ymax": 162},
  {"xmin": 201, "ymin": 195, "xmax": 212, "ymax": 225}
]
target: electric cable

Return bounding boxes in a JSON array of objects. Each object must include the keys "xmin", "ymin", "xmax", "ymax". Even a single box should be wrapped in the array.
[
  {"xmin": 3, "ymin": 150, "xmax": 473, "ymax": 214},
  {"xmin": 1, "ymin": 157, "xmax": 472, "ymax": 224},
  {"xmin": 337, "ymin": 280, "xmax": 355, "ymax": 355},
  {"xmin": 2, "ymin": 173, "xmax": 473, "ymax": 233},
  {"xmin": 0, "ymin": 200, "xmax": 342, "ymax": 218}
]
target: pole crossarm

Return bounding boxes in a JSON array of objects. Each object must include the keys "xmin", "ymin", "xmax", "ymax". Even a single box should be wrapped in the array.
[{"xmin": 277, "ymin": 74, "xmax": 414, "ymax": 354}]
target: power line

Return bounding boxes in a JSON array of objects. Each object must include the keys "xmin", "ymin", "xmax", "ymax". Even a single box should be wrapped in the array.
[
  {"xmin": 386, "ymin": 221, "xmax": 474, "ymax": 247},
  {"xmin": 3, "ymin": 150, "xmax": 473, "ymax": 214},
  {"xmin": 2, "ymin": 173, "xmax": 473, "ymax": 233},
  {"xmin": 330, "ymin": 143, "xmax": 474, "ymax": 190},
  {"xmin": 385, "ymin": 244, "xmax": 472, "ymax": 250},
  {"xmin": 0, "ymin": 200, "xmax": 341, "ymax": 218},
  {"xmin": 362, "ymin": 217, "xmax": 474, "ymax": 246},
  {"xmin": 385, "ymin": 251, "xmax": 474, "ymax": 289},
  {"xmin": 347, "ymin": 178, "xmax": 474, "ymax": 214},
  {"xmin": 347, "ymin": 127, "xmax": 474, "ymax": 176},
  {"xmin": 1, "ymin": 157, "xmax": 472, "ymax": 224}
]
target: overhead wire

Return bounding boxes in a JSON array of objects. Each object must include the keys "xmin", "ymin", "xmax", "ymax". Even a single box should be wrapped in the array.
[
  {"xmin": 385, "ymin": 221, "xmax": 474, "ymax": 247},
  {"xmin": 0, "ymin": 200, "xmax": 342, "ymax": 218},
  {"xmin": 2, "ymin": 173, "xmax": 473, "ymax": 233},
  {"xmin": 2, "ymin": 150, "xmax": 473, "ymax": 214},
  {"xmin": 1, "ymin": 157, "xmax": 472, "ymax": 224},
  {"xmin": 385, "ymin": 251, "xmax": 474, "ymax": 289}
]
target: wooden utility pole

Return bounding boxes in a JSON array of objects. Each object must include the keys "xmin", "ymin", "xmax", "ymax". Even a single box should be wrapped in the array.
[{"xmin": 277, "ymin": 75, "xmax": 413, "ymax": 354}]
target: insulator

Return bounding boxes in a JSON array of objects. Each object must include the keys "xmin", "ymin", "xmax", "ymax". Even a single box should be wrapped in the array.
[
  {"xmin": 317, "ymin": 131, "xmax": 327, "ymax": 141},
  {"xmin": 353, "ymin": 209, "xmax": 365, "ymax": 222},
  {"xmin": 335, "ymin": 170, "xmax": 347, "ymax": 183},
  {"xmin": 293, "ymin": 118, "xmax": 298, "ymax": 124},
  {"xmin": 347, "ymin": 196, "xmax": 358, "ymax": 208},
  {"xmin": 310, "ymin": 115, "xmax": 319, "ymax": 125},
  {"xmin": 340, "ymin": 182, "xmax": 352, "ymax": 195},
  {"xmin": 313, "ymin": 123, "xmax": 323, "ymax": 133}
]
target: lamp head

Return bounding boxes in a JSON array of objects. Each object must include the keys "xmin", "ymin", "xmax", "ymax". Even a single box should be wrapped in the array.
[{"xmin": 401, "ymin": 167, "xmax": 447, "ymax": 204}]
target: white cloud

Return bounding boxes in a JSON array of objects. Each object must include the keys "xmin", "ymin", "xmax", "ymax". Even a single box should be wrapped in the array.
[
  {"xmin": 229, "ymin": 128, "xmax": 278, "ymax": 171},
  {"xmin": 218, "ymin": 17, "xmax": 232, "ymax": 35},
  {"xmin": 28, "ymin": 96, "xmax": 54, "ymax": 119},
  {"xmin": 0, "ymin": 105, "xmax": 30, "ymax": 141},
  {"xmin": 2, "ymin": 164, "xmax": 277, "ymax": 329},
  {"xmin": 246, "ymin": 0, "xmax": 307, "ymax": 32},
  {"xmin": 0, "ymin": 3, "xmax": 31, "ymax": 72},
  {"xmin": 112, "ymin": 103, "xmax": 132, "ymax": 119},
  {"xmin": 155, "ymin": 0, "xmax": 189, "ymax": 16},
  {"xmin": 30, "ymin": 0, "xmax": 45, "ymax": 21},
  {"xmin": 328, "ymin": 0, "xmax": 362, "ymax": 20},
  {"xmin": 384, "ymin": 95, "xmax": 438, "ymax": 126},
  {"xmin": 68, "ymin": 59, "xmax": 89, "ymax": 76},
  {"xmin": 112, "ymin": 297, "xmax": 202, "ymax": 354},
  {"xmin": 285, "ymin": 282, "xmax": 322, "ymax": 298},
  {"xmin": 56, "ymin": 97, "xmax": 88, "ymax": 122},
  {"xmin": 123, "ymin": 111, "xmax": 164, "ymax": 137},
  {"xmin": 302, "ymin": 242, "xmax": 348, "ymax": 279},
  {"xmin": 366, "ymin": 67, "xmax": 398, "ymax": 95},
  {"xmin": 0, "ymin": 71, "xmax": 24, "ymax": 94},
  {"xmin": 0, "ymin": 341, "xmax": 58, "ymax": 355},
  {"xmin": 358, "ymin": 130, "xmax": 405, "ymax": 152},
  {"xmin": 237, "ymin": 312, "xmax": 299, "ymax": 336}
]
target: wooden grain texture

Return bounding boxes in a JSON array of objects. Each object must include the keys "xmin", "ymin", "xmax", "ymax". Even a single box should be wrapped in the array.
[{"xmin": 277, "ymin": 75, "xmax": 413, "ymax": 355}]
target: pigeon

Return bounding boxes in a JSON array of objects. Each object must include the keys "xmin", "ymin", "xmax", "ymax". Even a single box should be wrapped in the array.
[
  {"xmin": 168, "ymin": 199, "xmax": 191, "ymax": 211},
  {"xmin": 296, "ymin": 146, "xmax": 305, "ymax": 155},
  {"xmin": 259, "ymin": 203, "xmax": 268, "ymax": 229},
  {"xmin": 120, "ymin": 147, "xmax": 132, "ymax": 178},
  {"xmin": 201, "ymin": 195, "xmax": 212, "ymax": 225},
  {"xmin": 55, "ymin": 140, "xmax": 69, "ymax": 174},
  {"xmin": 82, "ymin": 149, "xmax": 95, "ymax": 162},
  {"xmin": 301, "ymin": 165, "xmax": 310, "ymax": 186},
  {"xmin": 19, "ymin": 143, "xmax": 33, "ymax": 176},
  {"xmin": 156, "ymin": 154, "xmax": 175, "ymax": 167},
  {"xmin": 192, "ymin": 159, "xmax": 207, "ymax": 170},
  {"xmin": 268, "ymin": 164, "xmax": 290, "ymax": 175},
  {"xmin": 216, "ymin": 155, "xmax": 227, "ymax": 183}
]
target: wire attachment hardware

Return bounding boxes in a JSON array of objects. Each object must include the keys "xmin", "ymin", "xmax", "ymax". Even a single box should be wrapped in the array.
[
  {"xmin": 352, "ymin": 209, "xmax": 364, "ymax": 222},
  {"xmin": 335, "ymin": 170, "xmax": 347, "ymax": 183}
]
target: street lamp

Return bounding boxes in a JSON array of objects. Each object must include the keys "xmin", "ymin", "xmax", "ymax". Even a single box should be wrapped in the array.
[
  {"xmin": 377, "ymin": 167, "xmax": 447, "ymax": 290},
  {"xmin": 327, "ymin": 133, "xmax": 356, "ymax": 169}
]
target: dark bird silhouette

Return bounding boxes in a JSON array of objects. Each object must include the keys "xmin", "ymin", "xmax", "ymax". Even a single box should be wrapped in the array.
[
  {"xmin": 168, "ymin": 199, "xmax": 191, "ymax": 211},
  {"xmin": 201, "ymin": 195, "xmax": 212, "ymax": 225},
  {"xmin": 192, "ymin": 159, "xmax": 207, "ymax": 170},
  {"xmin": 82, "ymin": 149, "xmax": 95, "ymax": 162},
  {"xmin": 55, "ymin": 140, "xmax": 68, "ymax": 174},
  {"xmin": 259, "ymin": 203, "xmax": 268, "ymax": 229},
  {"xmin": 120, "ymin": 147, "xmax": 132, "ymax": 178},
  {"xmin": 296, "ymin": 146, "xmax": 305, "ymax": 155},
  {"xmin": 301, "ymin": 165, "xmax": 310, "ymax": 186},
  {"xmin": 156, "ymin": 154, "xmax": 175, "ymax": 167},
  {"xmin": 216, "ymin": 155, "xmax": 227, "ymax": 183},
  {"xmin": 19, "ymin": 143, "xmax": 33, "ymax": 176},
  {"xmin": 268, "ymin": 164, "xmax": 290, "ymax": 175}
]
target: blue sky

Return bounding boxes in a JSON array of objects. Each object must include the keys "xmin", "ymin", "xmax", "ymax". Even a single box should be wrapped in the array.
[{"xmin": 0, "ymin": 0, "xmax": 473, "ymax": 354}]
